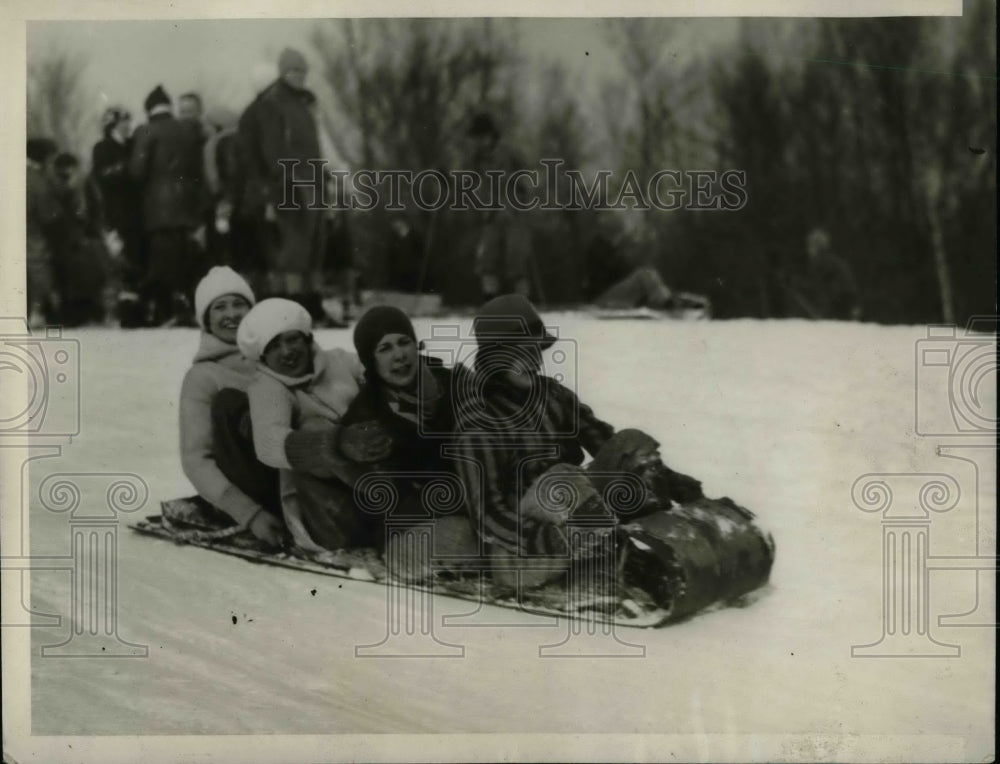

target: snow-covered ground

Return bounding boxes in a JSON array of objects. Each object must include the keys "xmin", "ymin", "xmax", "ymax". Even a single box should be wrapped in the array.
[{"xmin": 6, "ymin": 316, "xmax": 996, "ymax": 762}]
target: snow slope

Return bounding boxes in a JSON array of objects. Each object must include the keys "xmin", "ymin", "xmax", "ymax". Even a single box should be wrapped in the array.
[{"xmin": 9, "ymin": 317, "xmax": 996, "ymax": 760}]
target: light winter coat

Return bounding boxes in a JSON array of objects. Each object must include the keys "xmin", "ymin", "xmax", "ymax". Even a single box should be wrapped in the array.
[
  {"xmin": 246, "ymin": 345, "xmax": 366, "ymax": 551},
  {"xmin": 179, "ymin": 333, "xmax": 261, "ymax": 525},
  {"xmin": 247, "ymin": 346, "xmax": 365, "ymax": 470}
]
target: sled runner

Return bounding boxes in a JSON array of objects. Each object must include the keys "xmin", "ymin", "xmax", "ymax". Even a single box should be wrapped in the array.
[{"xmin": 130, "ymin": 493, "xmax": 774, "ymax": 628}]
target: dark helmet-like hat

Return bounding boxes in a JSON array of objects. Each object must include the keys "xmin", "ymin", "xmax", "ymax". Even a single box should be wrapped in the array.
[{"xmin": 473, "ymin": 294, "xmax": 556, "ymax": 350}]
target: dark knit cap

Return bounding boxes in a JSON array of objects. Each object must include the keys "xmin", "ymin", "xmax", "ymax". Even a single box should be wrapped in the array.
[
  {"xmin": 352, "ymin": 306, "xmax": 416, "ymax": 371},
  {"xmin": 144, "ymin": 85, "xmax": 172, "ymax": 113}
]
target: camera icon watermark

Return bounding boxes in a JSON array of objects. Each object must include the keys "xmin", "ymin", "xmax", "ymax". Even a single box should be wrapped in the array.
[
  {"xmin": 1, "ymin": 318, "xmax": 81, "ymax": 628},
  {"xmin": 914, "ymin": 317, "xmax": 997, "ymax": 438},
  {"xmin": 419, "ymin": 320, "xmax": 579, "ymax": 438},
  {"xmin": 0, "ymin": 318, "xmax": 80, "ymax": 440}
]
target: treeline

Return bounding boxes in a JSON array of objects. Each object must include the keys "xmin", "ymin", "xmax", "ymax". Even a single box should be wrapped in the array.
[{"xmin": 311, "ymin": 10, "xmax": 995, "ymax": 323}]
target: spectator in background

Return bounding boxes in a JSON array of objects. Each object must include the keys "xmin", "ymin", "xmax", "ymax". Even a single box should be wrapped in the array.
[
  {"xmin": 384, "ymin": 217, "xmax": 424, "ymax": 294},
  {"xmin": 130, "ymin": 84, "xmax": 208, "ymax": 326},
  {"xmin": 319, "ymin": 208, "xmax": 358, "ymax": 326},
  {"xmin": 783, "ymin": 228, "xmax": 862, "ymax": 321},
  {"xmin": 46, "ymin": 153, "xmax": 110, "ymax": 326},
  {"xmin": 203, "ymin": 107, "xmax": 241, "ymax": 270},
  {"xmin": 218, "ymin": 98, "xmax": 277, "ymax": 298},
  {"xmin": 26, "ymin": 137, "xmax": 60, "ymax": 328},
  {"xmin": 466, "ymin": 112, "xmax": 534, "ymax": 301},
  {"xmin": 178, "ymin": 91, "xmax": 207, "ymax": 135},
  {"xmin": 237, "ymin": 47, "xmax": 327, "ymax": 321},
  {"xmin": 92, "ymin": 105, "xmax": 146, "ymax": 327}
]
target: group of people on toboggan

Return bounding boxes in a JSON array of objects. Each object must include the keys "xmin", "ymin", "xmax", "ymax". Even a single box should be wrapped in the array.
[{"xmin": 179, "ymin": 266, "xmax": 774, "ymax": 615}]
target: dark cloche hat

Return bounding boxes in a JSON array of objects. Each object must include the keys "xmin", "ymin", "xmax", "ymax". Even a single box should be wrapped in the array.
[{"xmin": 473, "ymin": 294, "xmax": 556, "ymax": 350}]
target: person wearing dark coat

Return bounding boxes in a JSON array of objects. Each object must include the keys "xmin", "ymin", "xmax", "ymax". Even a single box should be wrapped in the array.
[
  {"xmin": 91, "ymin": 107, "xmax": 134, "ymax": 239},
  {"xmin": 779, "ymin": 228, "xmax": 862, "ymax": 321},
  {"xmin": 26, "ymin": 137, "xmax": 60, "ymax": 327},
  {"xmin": 45, "ymin": 153, "xmax": 110, "ymax": 326},
  {"xmin": 92, "ymin": 106, "xmax": 148, "ymax": 326},
  {"xmin": 341, "ymin": 308, "xmax": 467, "ymax": 494},
  {"xmin": 129, "ymin": 84, "xmax": 208, "ymax": 325},
  {"xmin": 237, "ymin": 48, "xmax": 327, "ymax": 318},
  {"xmin": 337, "ymin": 306, "xmax": 481, "ymax": 577}
]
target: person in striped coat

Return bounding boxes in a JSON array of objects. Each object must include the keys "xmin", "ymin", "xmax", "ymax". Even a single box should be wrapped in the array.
[{"xmin": 451, "ymin": 294, "xmax": 705, "ymax": 589}]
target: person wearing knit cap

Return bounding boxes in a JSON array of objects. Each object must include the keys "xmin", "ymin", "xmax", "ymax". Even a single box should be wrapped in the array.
[
  {"xmin": 337, "ymin": 306, "xmax": 480, "ymax": 575},
  {"xmin": 91, "ymin": 106, "xmax": 146, "ymax": 327},
  {"xmin": 179, "ymin": 267, "xmax": 285, "ymax": 546},
  {"xmin": 144, "ymin": 85, "xmax": 172, "ymax": 116},
  {"xmin": 238, "ymin": 299, "xmax": 381, "ymax": 552},
  {"xmin": 277, "ymin": 47, "xmax": 309, "ymax": 89},
  {"xmin": 448, "ymin": 294, "xmax": 704, "ymax": 591},
  {"xmin": 236, "ymin": 45, "xmax": 327, "ymax": 319},
  {"xmin": 129, "ymin": 83, "xmax": 207, "ymax": 326}
]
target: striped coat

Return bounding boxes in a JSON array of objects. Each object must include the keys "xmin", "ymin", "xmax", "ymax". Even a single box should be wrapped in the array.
[{"xmin": 452, "ymin": 375, "xmax": 614, "ymax": 556}]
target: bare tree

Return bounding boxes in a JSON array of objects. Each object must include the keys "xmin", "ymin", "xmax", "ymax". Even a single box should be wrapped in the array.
[
  {"xmin": 27, "ymin": 47, "xmax": 94, "ymax": 160},
  {"xmin": 308, "ymin": 19, "xmax": 524, "ymax": 300}
]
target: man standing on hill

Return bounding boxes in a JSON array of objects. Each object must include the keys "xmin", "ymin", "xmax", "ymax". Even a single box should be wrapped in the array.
[{"xmin": 237, "ymin": 47, "xmax": 327, "ymax": 320}]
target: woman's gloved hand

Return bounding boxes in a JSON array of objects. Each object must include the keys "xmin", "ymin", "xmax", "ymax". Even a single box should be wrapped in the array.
[
  {"xmin": 248, "ymin": 510, "xmax": 286, "ymax": 547},
  {"xmin": 663, "ymin": 468, "xmax": 704, "ymax": 505},
  {"xmin": 339, "ymin": 421, "xmax": 393, "ymax": 463}
]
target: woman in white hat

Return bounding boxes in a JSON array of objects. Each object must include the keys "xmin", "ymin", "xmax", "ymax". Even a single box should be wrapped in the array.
[
  {"xmin": 238, "ymin": 298, "xmax": 388, "ymax": 552},
  {"xmin": 179, "ymin": 266, "xmax": 284, "ymax": 546}
]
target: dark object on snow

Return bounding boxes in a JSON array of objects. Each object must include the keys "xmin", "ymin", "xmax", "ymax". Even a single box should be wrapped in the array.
[{"xmin": 619, "ymin": 497, "xmax": 775, "ymax": 621}]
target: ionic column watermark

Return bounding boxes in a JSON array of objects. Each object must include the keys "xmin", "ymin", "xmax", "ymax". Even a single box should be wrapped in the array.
[
  {"xmin": 354, "ymin": 472, "xmax": 464, "ymax": 658},
  {"xmin": 36, "ymin": 473, "xmax": 148, "ymax": 658},
  {"xmin": 851, "ymin": 473, "xmax": 961, "ymax": 658}
]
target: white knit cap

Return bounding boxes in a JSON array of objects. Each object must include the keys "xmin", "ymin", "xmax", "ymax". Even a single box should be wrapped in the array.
[
  {"xmin": 236, "ymin": 298, "xmax": 313, "ymax": 362},
  {"xmin": 194, "ymin": 266, "xmax": 255, "ymax": 329}
]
